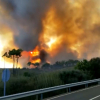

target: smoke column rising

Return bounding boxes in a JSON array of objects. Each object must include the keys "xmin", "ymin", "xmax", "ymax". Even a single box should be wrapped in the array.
[{"xmin": 0, "ymin": 0, "xmax": 100, "ymax": 67}]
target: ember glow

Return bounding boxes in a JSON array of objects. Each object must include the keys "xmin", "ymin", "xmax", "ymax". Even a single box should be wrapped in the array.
[{"xmin": 0, "ymin": 0, "xmax": 100, "ymax": 68}]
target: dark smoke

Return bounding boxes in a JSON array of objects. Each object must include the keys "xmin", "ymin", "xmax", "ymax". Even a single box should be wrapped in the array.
[
  {"xmin": 1, "ymin": 0, "xmax": 100, "ymax": 66},
  {"xmin": 0, "ymin": 0, "xmax": 52, "ymax": 51},
  {"xmin": 39, "ymin": 49, "xmax": 48, "ymax": 63}
]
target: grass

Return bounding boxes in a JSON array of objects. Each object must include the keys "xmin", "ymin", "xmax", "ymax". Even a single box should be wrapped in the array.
[{"xmin": 0, "ymin": 66, "xmax": 88, "ymax": 100}]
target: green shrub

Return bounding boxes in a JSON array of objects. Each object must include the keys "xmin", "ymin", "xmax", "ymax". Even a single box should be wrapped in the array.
[
  {"xmin": 6, "ymin": 77, "xmax": 29, "ymax": 95},
  {"xmin": 75, "ymin": 57, "xmax": 100, "ymax": 79},
  {"xmin": 23, "ymin": 72, "xmax": 31, "ymax": 77},
  {"xmin": 59, "ymin": 70, "xmax": 88, "ymax": 84}
]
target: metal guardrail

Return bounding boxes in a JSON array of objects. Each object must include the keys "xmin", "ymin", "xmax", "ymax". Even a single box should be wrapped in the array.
[{"xmin": 0, "ymin": 78, "xmax": 100, "ymax": 100}]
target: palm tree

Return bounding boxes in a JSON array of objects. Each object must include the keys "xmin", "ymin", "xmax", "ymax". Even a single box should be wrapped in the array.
[
  {"xmin": 8, "ymin": 49, "xmax": 16, "ymax": 75},
  {"xmin": 7, "ymin": 49, "xmax": 23, "ymax": 75},
  {"xmin": 15, "ymin": 49, "xmax": 23, "ymax": 69}
]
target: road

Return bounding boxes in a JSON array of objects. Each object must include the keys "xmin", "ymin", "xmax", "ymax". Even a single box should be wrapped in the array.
[{"xmin": 45, "ymin": 85, "xmax": 100, "ymax": 100}]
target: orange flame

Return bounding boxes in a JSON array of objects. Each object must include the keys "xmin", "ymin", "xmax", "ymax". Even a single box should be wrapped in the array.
[{"xmin": 30, "ymin": 46, "xmax": 41, "ymax": 63}]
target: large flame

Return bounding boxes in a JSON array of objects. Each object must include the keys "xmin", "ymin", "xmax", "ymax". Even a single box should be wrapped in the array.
[
  {"xmin": 30, "ymin": 46, "xmax": 41, "ymax": 63},
  {"xmin": 39, "ymin": 8, "xmax": 63, "ymax": 57}
]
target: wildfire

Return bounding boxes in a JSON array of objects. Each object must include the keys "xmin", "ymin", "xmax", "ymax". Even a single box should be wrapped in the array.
[
  {"xmin": 39, "ymin": 7, "xmax": 63, "ymax": 57},
  {"xmin": 1, "ymin": 0, "xmax": 100, "ymax": 68},
  {"xmin": 30, "ymin": 46, "xmax": 41, "ymax": 63},
  {"xmin": 46, "ymin": 38, "xmax": 57, "ymax": 48}
]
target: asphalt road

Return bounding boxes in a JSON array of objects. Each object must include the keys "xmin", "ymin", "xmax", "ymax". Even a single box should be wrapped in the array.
[{"xmin": 45, "ymin": 85, "xmax": 100, "ymax": 100}]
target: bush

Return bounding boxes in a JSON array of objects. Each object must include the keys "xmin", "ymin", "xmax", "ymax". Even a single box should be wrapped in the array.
[
  {"xmin": 75, "ymin": 57, "xmax": 100, "ymax": 79},
  {"xmin": 6, "ymin": 77, "xmax": 29, "ymax": 95},
  {"xmin": 23, "ymin": 72, "xmax": 31, "ymax": 77},
  {"xmin": 59, "ymin": 70, "xmax": 88, "ymax": 84}
]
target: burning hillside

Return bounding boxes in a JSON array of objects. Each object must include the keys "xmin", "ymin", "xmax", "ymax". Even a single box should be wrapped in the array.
[{"xmin": 0, "ymin": 0, "xmax": 100, "ymax": 68}]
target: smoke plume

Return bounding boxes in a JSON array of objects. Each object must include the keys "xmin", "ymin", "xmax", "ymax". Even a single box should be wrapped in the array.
[{"xmin": 0, "ymin": 0, "xmax": 100, "ymax": 67}]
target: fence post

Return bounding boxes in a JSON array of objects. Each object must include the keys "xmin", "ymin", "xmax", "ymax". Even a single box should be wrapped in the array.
[{"xmin": 41, "ymin": 94, "xmax": 43, "ymax": 100}]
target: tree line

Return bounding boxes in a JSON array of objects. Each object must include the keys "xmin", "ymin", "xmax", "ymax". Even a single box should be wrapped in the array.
[{"xmin": 27, "ymin": 59, "xmax": 79, "ymax": 69}]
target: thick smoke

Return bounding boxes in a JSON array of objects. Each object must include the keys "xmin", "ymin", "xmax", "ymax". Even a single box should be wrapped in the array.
[
  {"xmin": 1, "ymin": 0, "xmax": 100, "ymax": 66},
  {"xmin": 39, "ymin": 50, "xmax": 48, "ymax": 63},
  {"xmin": 0, "ymin": 0, "xmax": 52, "ymax": 50}
]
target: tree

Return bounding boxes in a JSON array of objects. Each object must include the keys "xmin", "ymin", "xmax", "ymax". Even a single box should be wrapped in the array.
[
  {"xmin": 8, "ymin": 49, "xmax": 16, "ymax": 75},
  {"xmin": 89, "ymin": 57, "xmax": 100, "ymax": 78},
  {"xmin": 34, "ymin": 62, "xmax": 40, "ymax": 68},
  {"xmin": 42, "ymin": 62, "xmax": 50, "ymax": 68},
  {"xmin": 75, "ymin": 59, "xmax": 89, "ymax": 73},
  {"xmin": 55, "ymin": 61, "xmax": 63, "ymax": 66},
  {"xmin": 27, "ymin": 62, "xmax": 32, "ymax": 68},
  {"xmin": 75, "ymin": 58, "xmax": 100, "ymax": 79},
  {"xmin": 15, "ymin": 49, "xmax": 23, "ymax": 69},
  {"xmin": 8, "ymin": 49, "xmax": 23, "ymax": 75}
]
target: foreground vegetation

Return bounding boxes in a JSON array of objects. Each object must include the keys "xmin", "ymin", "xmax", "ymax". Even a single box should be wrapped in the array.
[
  {"xmin": 0, "ymin": 57, "xmax": 100, "ymax": 100},
  {"xmin": 75, "ymin": 57, "xmax": 100, "ymax": 79},
  {"xmin": 0, "ymin": 68, "xmax": 88, "ymax": 100}
]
